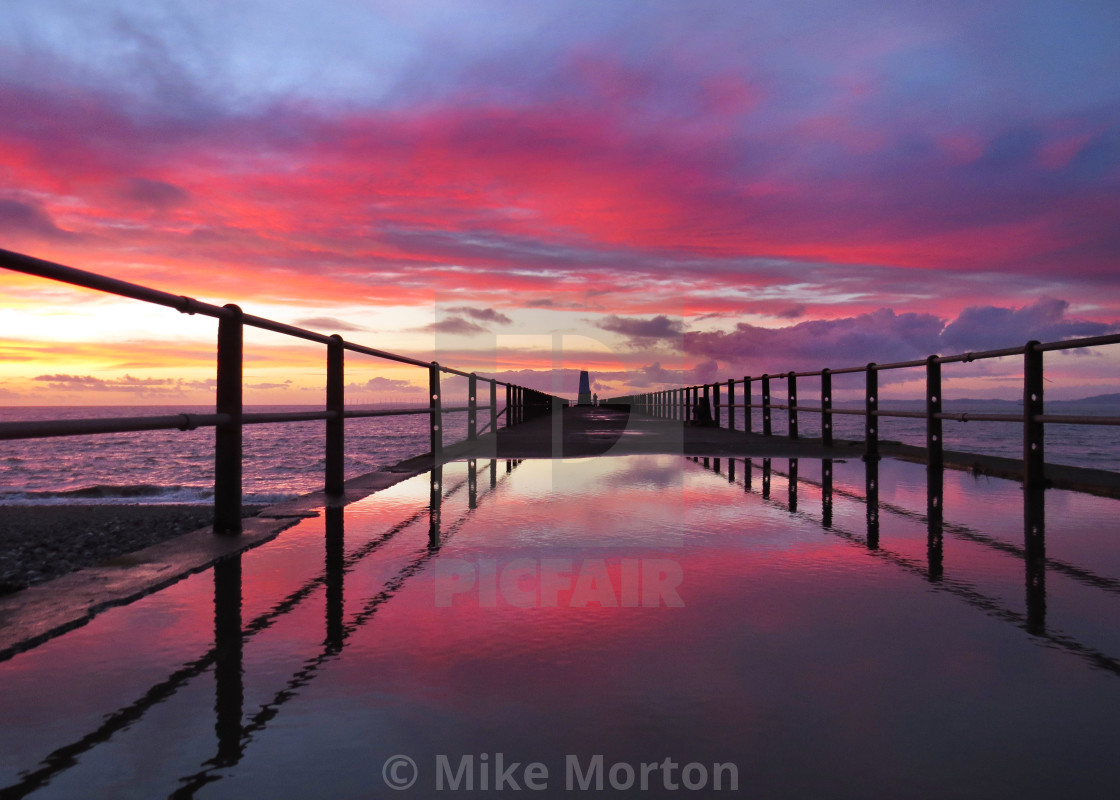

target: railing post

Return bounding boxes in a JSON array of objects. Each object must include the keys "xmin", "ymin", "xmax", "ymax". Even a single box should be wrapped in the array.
[
  {"xmin": 761, "ymin": 374, "xmax": 772, "ymax": 436},
  {"xmin": 429, "ymin": 362, "xmax": 443, "ymax": 460},
  {"xmin": 490, "ymin": 380, "xmax": 498, "ymax": 434},
  {"xmin": 1023, "ymin": 340, "xmax": 1047, "ymax": 632},
  {"xmin": 214, "ymin": 304, "xmax": 243, "ymax": 535},
  {"xmin": 787, "ymin": 372, "xmax": 798, "ymax": 440},
  {"xmin": 926, "ymin": 357, "xmax": 944, "ymax": 580},
  {"xmin": 727, "ymin": 379, "xmax": 735, "ymax": 431},
  {"xmin": 713, "ymin": 382, "xmax": 721, "ymax": 427},
  {"xmin": 1024, "ymin": 341, "xmax": 1045, "ymax": 492},
  {"xmin": 743, "ymin": 377, "xmax": 751, "ymax": 434},
  {"xmin": 926, "ymin": 356, "xmax": 942, "ymax": 471},
  {"xmin": 506, "ymin": 384, "xmax": 513, "ymax": 428},
  {"xmin": 820, "ymin": 369, "xmax": 832, "ymax": 447},
  {"xmin": 325, "ymin": 334, "xmax": 345, "ymax": 495},
  {"xmin": 468, "ymin": 373, "xmax": 478, "ymax": 441},
  {"xmin": 865, "ymin": 364, "xmax": 878, "ymax": 460}
]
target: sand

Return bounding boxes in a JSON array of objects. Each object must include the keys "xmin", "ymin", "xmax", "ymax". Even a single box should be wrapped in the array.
[{"xmin": 0, "ymin": 505, "xmax": 262, "ymax": 595}]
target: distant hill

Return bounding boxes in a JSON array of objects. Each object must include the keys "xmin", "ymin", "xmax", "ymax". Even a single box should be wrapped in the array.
[
  {"xmin": 839, "ymin": 393, "xmax": 1120, "ymax": 410},
  {"xmin": 1057, "ymin": 392, "xmax": 1120, "ymax": 406}
]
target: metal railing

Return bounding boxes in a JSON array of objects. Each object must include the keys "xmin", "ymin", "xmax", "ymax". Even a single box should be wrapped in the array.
[
  {"xmin": 0, "ymin": 247, "xmax": 565, "ymax": 533},
  {"xmin": 609, "ymin": 334, "xmax": 1120, "ymax": 488}
]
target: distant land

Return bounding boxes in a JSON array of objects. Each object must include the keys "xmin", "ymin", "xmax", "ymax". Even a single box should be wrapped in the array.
[{"xmin": 858, "ymin": 393, "xmax": 1120, "ymax": 410}]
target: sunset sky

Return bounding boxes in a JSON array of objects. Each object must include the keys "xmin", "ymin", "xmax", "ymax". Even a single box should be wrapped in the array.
[{"xmin": 2, "ymin": 0, "xmax": 1118, "ymax": 404}]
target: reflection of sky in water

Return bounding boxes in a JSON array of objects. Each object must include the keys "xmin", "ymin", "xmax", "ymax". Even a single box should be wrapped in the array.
[{"xmin": 2, "ymin": 455, "xmax": 1119, "ymax": 798}]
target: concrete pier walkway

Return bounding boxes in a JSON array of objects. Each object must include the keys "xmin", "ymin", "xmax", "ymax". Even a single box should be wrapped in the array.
[{"xmin": 471, "ymin": 406, "xmax": 845, "ymax": 460}]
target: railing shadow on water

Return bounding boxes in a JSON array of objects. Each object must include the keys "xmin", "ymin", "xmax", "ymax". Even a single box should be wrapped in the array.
[
  {"xmin": 0, "ymin": 248, "xmax": 565, "ymax": 533},
  {"xmin": 1, "ymin": 457, "xmax": 523, "ymax": 799},
  {"xmin": 692, "ymin": 455, "xmax": 1120, "ymax": 678}
]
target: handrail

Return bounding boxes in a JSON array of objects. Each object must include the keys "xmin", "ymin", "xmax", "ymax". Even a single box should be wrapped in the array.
[
  {"xmin": 1, "ymin": 247, "xmax": 569, "ymax": 533},
  {"xmin": 609, "ymin": 331, "xmax": 1120, "ymax": 486}
]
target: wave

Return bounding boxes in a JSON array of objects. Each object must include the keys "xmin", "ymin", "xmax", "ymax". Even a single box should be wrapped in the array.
[{"xmin": 0, "ymin": 484, "xmax": 299, "ymax": 506}]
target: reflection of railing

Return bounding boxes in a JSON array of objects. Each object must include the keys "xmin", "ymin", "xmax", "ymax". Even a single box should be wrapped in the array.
[
  {"xmin": 692, "ymin": 455, "xmax": 1120, "ymax": 677},
  {"xmin": 1, "ymin": 458, "xmax": 521, "ymax": 799},
  {"xmin": 609, "ymin": 334, "xmax": 1120, "ymax": 491},
  {"xmin": 0, "ymin": 247, "xmax": 564, "ymax": 532}
]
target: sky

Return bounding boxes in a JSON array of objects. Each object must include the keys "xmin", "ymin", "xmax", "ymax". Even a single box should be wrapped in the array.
[{"xmin": 1, "ymin": 0, "xmax": 1119, "ymax": 404}]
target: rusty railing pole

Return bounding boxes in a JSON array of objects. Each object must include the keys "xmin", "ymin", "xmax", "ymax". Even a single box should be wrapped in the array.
[
  {"xmin": 787, "ymin": 372, "xmax": 798, "ymax": 440},
  {"xmin": 325, "ymin": 334, "xmax": 345, "ymax": 495},
  {"xmin": 926, "ymin": 356, "xmax": 944, "ymax": 581},
  {"xmin": 1023, "ymin": 340, "xmax": 1047, "ymax": 632},
  {"xmin": 926, "ymin": 356, "xmax": 943, "ymax": 471},
  {"xmin": 214, "ymin": 304, "xmax": 243, "ymax": 534},
  {"xmin": 713, "ymin": 382, "xmax": 721, "ymax": 427},
  {"xmin": 468, "ymin": 373, "xmax": 478, "ymax": 441},
  {"xmin": 743, "ymin": 377, "xmax": 752, "ymax": 434},
  {"xmin": 506, "ymin": 384, "xmax": 513, "ymax": 428},
  {"xmin": 865, "ymin": 364, "xmax": 879, "ymax": 460},
  {"xmin": 490, "ymin": 380, "xmax": 498, "ymax": 434},
  {"xmin": 727, "ymin": 379, "xmax": 735, "ymax": 431},
  {"xmin": 761, "ymin": 374, "xmax": 772, "ymax": 436},
  {"xmin": 1024, "ymin": 342, "xmax": 1045, "ymax": 492},
  {"xmin": 821, "ymin": 369, "xmax": 832, "ymax": 447},
  {"xmin": 429, "ymin": 363, "xmax": 443, "ymax": 460}
]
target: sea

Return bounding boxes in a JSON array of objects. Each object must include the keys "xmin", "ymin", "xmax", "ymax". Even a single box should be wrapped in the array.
[{"xmin": 2, "ymin": 400, "xmax": 1118, "ymax": 505}]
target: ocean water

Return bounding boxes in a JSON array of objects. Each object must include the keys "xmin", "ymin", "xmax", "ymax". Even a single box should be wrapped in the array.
[
  {"xmin": 2, "ymin": 401, "xmax": 1118, "ymax": 506},
  {"xmin": 0, "ymin": 406, "xmax": 469, "ymax": 505}
]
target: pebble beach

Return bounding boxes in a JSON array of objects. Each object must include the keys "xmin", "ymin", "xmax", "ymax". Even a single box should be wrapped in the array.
[{"xmin": 0, "ymin": 505, "xmax": 262, "ymax": 595}]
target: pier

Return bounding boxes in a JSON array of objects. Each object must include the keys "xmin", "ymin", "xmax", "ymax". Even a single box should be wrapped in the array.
[{"xmin": 3, "ymin": 249, "xmax": 1120, "ymax": 798}]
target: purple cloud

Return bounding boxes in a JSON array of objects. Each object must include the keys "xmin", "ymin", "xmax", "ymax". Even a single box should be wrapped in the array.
[
  {"xmin": 0, "ymin": 199, "xmax": 73, "ymax": 241},
  {"xmin": 420, "ymin": 318, "xmax": 489, "ymax": 336},
  {"xmin": 685, "ymin": 299, "xmax": 1118, "ymax": 375},
  {"xmin": 940, "ymin": 298, "xmax": 1116, "ymax": 352},
  {"xmin": 120, "ymin": 177, "xmax": 189, "ymax": 209},
  {"xmin": 296, "ymin": 317, "xmax": 367, "ymax": 332},
  {"xmin": 446, "ymin": 306, "xmax": 513, "ymax": 324},
  {"xmin": 596, "ymin": 315, "xmax": 684, "ymax": 344}
]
